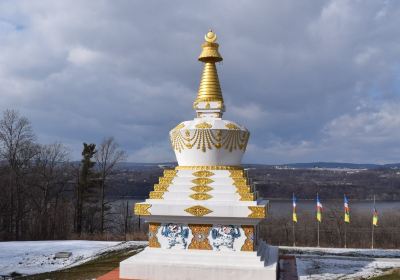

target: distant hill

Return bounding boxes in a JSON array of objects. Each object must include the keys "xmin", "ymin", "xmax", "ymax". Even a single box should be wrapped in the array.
[
  {"xmin": 112, "ymin": 162, "xmax": 400, "ymax": 170},
  {"xmin": 278, "ymin": 162, "xmax": 400, "ymax": 169},
  {"xmin": 278, "ymin": 162, "xmax": 380, "ymax": 169}
]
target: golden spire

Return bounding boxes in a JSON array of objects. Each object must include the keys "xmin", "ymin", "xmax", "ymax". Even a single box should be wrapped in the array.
[{"xmin": 195, "ymin": 30, "xmax": 224, "ymax": 106}]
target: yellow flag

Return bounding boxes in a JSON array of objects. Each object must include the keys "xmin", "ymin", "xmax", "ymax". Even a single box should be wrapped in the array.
[
  {"xmin": 293, "ymin": 212, "xmax": 297, "ymax": 223},
  {"xmin": 373, "ymin": 214, "xmax": 378, "ymax": 226},
  {"xmin": 317, "ymin": 211, "xmax": 322, "ymax": 222},
  {"xmin": 373, "ymin": 208, "xmax": 378, "ymax": 226}
]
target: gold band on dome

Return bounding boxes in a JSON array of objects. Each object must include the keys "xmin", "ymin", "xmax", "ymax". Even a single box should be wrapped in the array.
[{"xmin": 175, "ymin": 165, "xmax": 243, "ymax": 170}]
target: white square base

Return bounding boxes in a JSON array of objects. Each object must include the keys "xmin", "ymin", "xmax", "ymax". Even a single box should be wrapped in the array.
[{"xmin": 120, "ymin": 242, "xmax": 278, "ymax": 280}]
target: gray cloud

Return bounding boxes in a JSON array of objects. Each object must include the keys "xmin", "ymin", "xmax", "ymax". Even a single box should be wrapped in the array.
[{"xmin": 0, "ymin": 0, "xmax": 400, "ymax": 163}]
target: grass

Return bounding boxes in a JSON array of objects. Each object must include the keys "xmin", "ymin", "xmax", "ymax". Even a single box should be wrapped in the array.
[
  {"xmin": 18, "ymin": 245, "xmax": 144, "ymax": 280},
  {"xmin": 370, "ymin": 269, "xmax": 400, "ymax": 280}
]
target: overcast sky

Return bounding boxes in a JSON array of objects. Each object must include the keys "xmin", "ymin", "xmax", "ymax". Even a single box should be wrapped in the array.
[{"xmin": 1, "ymin": 0, "xmax": 400, "ymax": 164}]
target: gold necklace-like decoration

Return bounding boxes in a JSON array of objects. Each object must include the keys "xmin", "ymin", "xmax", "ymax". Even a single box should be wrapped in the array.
[{"xmin": 170, "ymin": 126, "xmax": 249, "ymax": 153}]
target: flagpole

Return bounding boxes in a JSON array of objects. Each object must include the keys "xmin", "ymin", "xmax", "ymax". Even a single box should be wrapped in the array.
[
  {"xmin": 317, "ymin": 192, "xmax": 320, "ymax": 247},
  {"xmin": 292, "ymin": 218, "xmax": 296, "ymax": 247},
  {"xmin": 344, "ymin": 221, "xmax": 347, "ymax": 248},
  {"xmin": 344, "ymin": 194, "xmax": 347, "ymax": 248},
  {"xmin": 292, "ymin": 193, "xmax": 296, "ymax": 247},
  {"xmin": 371, "ymin": 195, "xmax": 375, "ymax": 249}
]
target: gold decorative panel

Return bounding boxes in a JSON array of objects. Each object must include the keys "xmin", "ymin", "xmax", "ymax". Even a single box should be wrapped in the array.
[
  {"xmin": 149, "ymin": 223, "xmax": 161, "ymax": 248},
  {"xmin": 229, "ymin": 170, "xmax": 244, "ymax": 177},
  {"xmin": 233, "ymin": 177, "xmax": 247, "ymax": 184},
  {"xmin": 233, "ymin": 181, "xmax": 248, "ymax": 187},
  {"xmin": 159, "ymin": 177, "xmax": 174, "ymax": 184},
  {"xmin": 191, "ymin": 185, "xmax": 213, "ymax": 193},
  {"xmin": 188, "ymin": 224, "xmax": 212, "ymax": 250},
  {"xmin": 248, "ymin": 206, "xmax": 266, "ymax": 218},
  {"xmin": 241, "ymin": 225, "xmax": 254, "ymax": 251},
  {"xmin": 192, "ymin": 178, "xmax": 214, "ymax": 185},
  {"xmin": 195, "ymin": 122, "xmax": 212, "ymax": 129},
  {"xmin": 236, "ymin": 186, "xmax": 250, "ymax": 193},
  {"xmin": 134, "ymin": 204, "xmax": 151, "ymax": 216},
  {"xmin": 239, "ymin": 193, "xmax": 254, "ymax": 201},
  {"xmin": 154, "ymin": 184, "xmax": 169, "ymax": 191},
  {"xmin": 149, "ymin": 191, "xmax": 164, "ymax": 199},
  {"xmin": 185, "ymin": 205, "xmax": 212, "ymax": 217},
  {"xmin": 163, "ymin": 169, "xmax": 177, "ymax": 177},
  {"xmin": 193, "ymin": 170, "xmax": 214, "ymax": 177},
  {"xmin": 190, "ymin": 193, "xmax": 212, "ymax": 200}
]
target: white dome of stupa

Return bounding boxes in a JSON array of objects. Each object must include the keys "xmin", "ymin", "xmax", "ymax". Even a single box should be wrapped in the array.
[{"xmin": 169, "ymin": 30, "xmax": 250, "ymax": 167}]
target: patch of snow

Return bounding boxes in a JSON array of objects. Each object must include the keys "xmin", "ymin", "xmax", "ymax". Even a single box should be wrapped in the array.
[
  {"xmin": 296, "ymin": 257, "xmax": 399, "ymax": 279},
  {"xmin": 279, "ymin": 246, "xmax": 400, "ymax": 279},
  {"xmin": 280, "ymin": 246, "xmax": 400, "ymax": 258},
  {"xmin": 0, "ymin": 240, "xmax": 147, "ymax": 276}
]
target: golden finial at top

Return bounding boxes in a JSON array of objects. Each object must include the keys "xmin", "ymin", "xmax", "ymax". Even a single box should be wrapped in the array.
[
  {"xmin": 205, "ymin": 29, "xmax": 217, "ymax": 43},
  {"xmin": 195, "ymin": 30, "xmax": 224, "ymax": 107},
  {"xmin": 198, "ymin": 29, "xmax": 222, "ymax": 63}
]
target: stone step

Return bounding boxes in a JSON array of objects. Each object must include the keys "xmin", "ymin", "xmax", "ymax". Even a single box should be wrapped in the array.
[
  {"xmin": 150, "ymin": 191, "xmax": 250, "ymax": 202},
  {"xmin": 160, "ymin": 184, "xmax": 250, "ymax": 192},
  {"xmin": 120, "ymin": 243, "xmax": 278, "ymax": 280}
]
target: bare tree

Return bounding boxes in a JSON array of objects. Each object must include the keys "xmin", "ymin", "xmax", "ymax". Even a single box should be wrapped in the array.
[
  {"xmin": 96, "ymin": 137, "xmax": 127, "ymax": 234},
  {"xmin": 31, "ymin": 143, "xmax": 71, "ymax": 239},
  {"xmin": 0, "ymin": 109, "xmax": 38, "ymax": 239}
]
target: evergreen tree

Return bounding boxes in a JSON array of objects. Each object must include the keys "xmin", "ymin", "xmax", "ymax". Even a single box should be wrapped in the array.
[{"xmin": 75, "ymin": 143, "xmax": 99, "ymax": 235}]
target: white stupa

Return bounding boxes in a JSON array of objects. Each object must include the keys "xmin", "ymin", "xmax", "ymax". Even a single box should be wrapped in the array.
[{"xmin": 120, "ymin": 30, "xmax": 278, "ymax": 280}]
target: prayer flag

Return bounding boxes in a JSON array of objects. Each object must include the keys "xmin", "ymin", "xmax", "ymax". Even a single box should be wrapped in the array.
[
  {"xmin": 373, "ymin": 208, "xmax": 378, "ymax": 226},
  {"xmin": 316, "ymin": 194, "xmax": 322, "ymax": 222},
  {"xmin": 344, "ymin": 195, "xmax": 350, "ymax": 223},
  {"xmin": 292, "ymin": 193, "xmax": 297, "ymax": 223}
]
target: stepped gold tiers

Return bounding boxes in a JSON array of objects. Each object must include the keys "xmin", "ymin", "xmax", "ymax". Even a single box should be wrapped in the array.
[{"xmin": 120, "ymin": 30, "xmax": 278, "ymax": 280}]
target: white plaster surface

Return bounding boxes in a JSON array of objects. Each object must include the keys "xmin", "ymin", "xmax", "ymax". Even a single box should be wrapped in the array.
[{"xmin": 120, "ymin": 242, "xmax": 278, "ymax": 280}]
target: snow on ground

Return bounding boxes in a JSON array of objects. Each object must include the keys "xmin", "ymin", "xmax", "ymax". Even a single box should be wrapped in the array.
[
  {"xmin": 296, "ymin": 257, "xmax": 399, "ymax": 280},
  {"xmin": 280, "ymin": 246, "xmax": 400, "ymax": 279},
  {"xmin": 280, "ymin": 246, "xmax": 400, "ymax": 258},
  {"xmin": 0, "ymin": 240, "xmax": 147, "ymax": 276}
]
